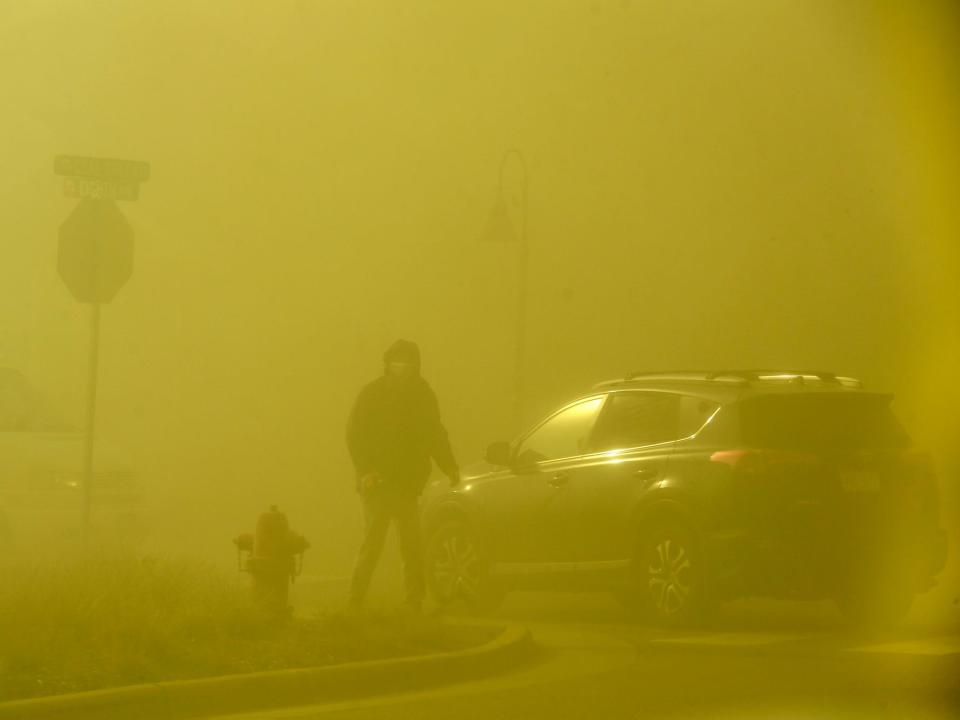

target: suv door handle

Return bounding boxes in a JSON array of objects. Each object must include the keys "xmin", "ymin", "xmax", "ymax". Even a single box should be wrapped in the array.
[
  {"xmin": 549, "ymin": 473, "xmax": 569, "ymax": 488},
  {"xmin": 633, "ymin": 467, "xmax": 658, "ymax": 480}
]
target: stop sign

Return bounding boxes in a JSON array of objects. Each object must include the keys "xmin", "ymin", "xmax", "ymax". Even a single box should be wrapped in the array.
[{"xmin": 58, "ymin": 199, "xmax": 134, "ymax": 303}]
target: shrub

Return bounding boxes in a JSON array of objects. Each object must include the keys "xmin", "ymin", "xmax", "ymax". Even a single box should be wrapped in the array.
[{"xmin": 0, "ymin": 554, "xmax": 486, "ymax": 701}]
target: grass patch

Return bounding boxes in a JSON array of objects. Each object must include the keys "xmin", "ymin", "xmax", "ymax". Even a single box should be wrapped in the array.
[{"xmin": 0, "ymin": 554, "xmax": 494, "ymax": 702}]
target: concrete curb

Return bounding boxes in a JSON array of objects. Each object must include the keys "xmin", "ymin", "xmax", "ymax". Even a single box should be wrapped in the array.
[{"xmin": 0, "ymin": 624, "xmax": 534, "ymax": 720}]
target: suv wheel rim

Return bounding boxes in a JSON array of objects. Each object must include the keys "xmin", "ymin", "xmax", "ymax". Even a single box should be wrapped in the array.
[
  {"xmin": 647, "ymin": 538, "xmax": 692, "ymax": 615},
  {"xmin": 432, "ymin": 534, "xmax": 481, "ymax": 601}
]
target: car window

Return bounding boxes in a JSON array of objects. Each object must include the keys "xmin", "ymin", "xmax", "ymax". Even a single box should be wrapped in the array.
[
  {"xmin": 0, "ymin": 370, "xmax": 74, "ymax": 432},
  {"xmin": 515, "ymin": 396, "xmax": 605, "ymax": 464},
  {"xmin": 739, "ymin": 393, "xmax": 909, "ymax": 450},
  {"xmin": 679, "ymin": 395, "xmax": 721, "ymax": 437},
  {"xmin": 0, "ymin": 370, "xmax": 30, "ymax": 431},
  {"xmin": 590, "ymin": 391, "xmax": 682, "ymax": 451}
]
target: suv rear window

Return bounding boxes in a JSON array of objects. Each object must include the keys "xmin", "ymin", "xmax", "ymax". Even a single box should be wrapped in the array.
[
  {"xmin": 738, "ymin": 393, "xmax": 909, "ymax": 451},
  {"xmin": 591, "ymin": 391, "xmax": 681, "ymax": 451}
]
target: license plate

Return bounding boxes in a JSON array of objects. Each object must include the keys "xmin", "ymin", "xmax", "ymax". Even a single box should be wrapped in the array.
[{"xmin": 840, "ymin": 470, "xmax": 881, "ymax": 493}]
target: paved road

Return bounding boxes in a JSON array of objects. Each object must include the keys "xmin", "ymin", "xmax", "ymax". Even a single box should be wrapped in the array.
[{"xmin": 212, "ymin": 591, "xmax": 959, "ymax": 720}]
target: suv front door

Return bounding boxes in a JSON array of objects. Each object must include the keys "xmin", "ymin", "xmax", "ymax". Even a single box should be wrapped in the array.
[{"xmin": 484, "ymin": 396, "xmax": 605, "ymax": 569}]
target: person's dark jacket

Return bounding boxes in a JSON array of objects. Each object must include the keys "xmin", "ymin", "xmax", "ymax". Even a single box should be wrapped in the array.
[{"xmin": 346, "ymin": 374, "xmax": 458, "ymax": 497}]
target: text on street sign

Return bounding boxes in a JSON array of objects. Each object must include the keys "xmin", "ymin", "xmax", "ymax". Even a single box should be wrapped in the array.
[
  {"xmin": 54, "ymin": 155, "xmax": 151, "ymax": 183},
  {"xmin": 63, "ymin": 177, "xmax": 140, "ymax": 202}
]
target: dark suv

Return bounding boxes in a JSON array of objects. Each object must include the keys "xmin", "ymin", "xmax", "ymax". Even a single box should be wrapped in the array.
[{"xmin": 421, "ymin": 371, "xmax": 947, "ymax": 626}]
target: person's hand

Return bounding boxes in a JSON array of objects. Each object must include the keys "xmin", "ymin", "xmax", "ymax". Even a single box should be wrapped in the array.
[
  {"xmin": 449, "ymin": 468, "xmax": 461, "ymax": 488},
  {"xmin": 359, "ymin": 473, "xmax": 380, "ymax": 494}
]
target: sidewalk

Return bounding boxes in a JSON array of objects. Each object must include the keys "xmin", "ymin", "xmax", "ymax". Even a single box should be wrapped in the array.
[{"xmin": 0, "ymin": 623, "xmax": 534, "ymax": 720}]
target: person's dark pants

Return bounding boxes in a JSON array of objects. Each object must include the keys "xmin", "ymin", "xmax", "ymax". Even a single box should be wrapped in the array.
[{"xmin": 349, "ymin": 490, "xmax": 424, "ymax": 607}]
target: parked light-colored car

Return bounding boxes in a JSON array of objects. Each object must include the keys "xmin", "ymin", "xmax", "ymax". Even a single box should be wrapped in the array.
[{"xmin": 0, "ymin": 367, "xmax": 141, "ymax": 549}]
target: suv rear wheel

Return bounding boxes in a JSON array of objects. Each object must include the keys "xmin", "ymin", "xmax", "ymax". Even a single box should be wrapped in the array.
[
  {"xmin": 0, "ymin": 509, "xmax": 12, "ymax": 550},
  {"xmin": 425, "ymin": 520, "xmax": 503, "ymax": 613},
  {"xmin": 835, "ymin": 570, "xmax": 915, "ymax": 630}
]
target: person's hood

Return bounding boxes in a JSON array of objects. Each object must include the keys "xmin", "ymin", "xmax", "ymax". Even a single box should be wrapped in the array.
[{"xmin": 383, "ymin": 339, "xmax": 420, "ymax": 369}]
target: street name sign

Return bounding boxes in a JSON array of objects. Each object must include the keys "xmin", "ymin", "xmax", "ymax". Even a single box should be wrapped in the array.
[{"xmin": 54, "ymin": 155, "xmax": 151, "ymax": 183}]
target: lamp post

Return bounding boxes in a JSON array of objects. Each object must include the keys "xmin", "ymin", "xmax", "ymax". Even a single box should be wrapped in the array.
[{"xmin": 498, "ymin": 148, "xmax": 529, "ymax": 430}]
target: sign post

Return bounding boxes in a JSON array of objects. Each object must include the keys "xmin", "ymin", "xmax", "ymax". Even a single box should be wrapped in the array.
[
  {"xmin": 81, "ymin": 303, "xmax": 101, "ymax": 537},
  {"xmin": 54, "ymin": 155, "xmax": 148, "ymax": 541}
]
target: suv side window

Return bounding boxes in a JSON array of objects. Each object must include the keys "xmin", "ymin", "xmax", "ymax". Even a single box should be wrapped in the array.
[
  {"xmin": 678, "ymin": 395, "xmax": 721, "ymax": 437},
  {"xmin": 516, "ymin": 396, "xmax": 605, "ymax": 465},
  {"xmin": 590, "ymin": 391, "xmax": 682, "ymax": 451}
]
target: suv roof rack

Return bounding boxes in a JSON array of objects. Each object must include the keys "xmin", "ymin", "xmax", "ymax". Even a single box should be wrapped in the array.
[
  {"xmin": 623, "ymin": 370, "xmax": 749, "ymax": 384},
  {"xmin": 595, "ymin": 369, "xmax": 863, "ymax": 389}
]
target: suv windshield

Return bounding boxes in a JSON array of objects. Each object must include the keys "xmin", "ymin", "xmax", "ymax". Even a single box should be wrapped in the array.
[{"xmin": 739, "ymin": 393, "xmax": 909, "ymax": 451}]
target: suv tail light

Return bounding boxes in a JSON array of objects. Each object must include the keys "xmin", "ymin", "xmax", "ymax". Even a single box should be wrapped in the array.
[
  {"xmin": 710, "ymin": 449, "xmax": 767, "ymax": 472},
  {"xmin": 900, "ymin": 450, "xmax": 939, "ymax": 514},
  {"xmin": 710, "ymin": 449, "xmax": 818, "ymax": 474}
]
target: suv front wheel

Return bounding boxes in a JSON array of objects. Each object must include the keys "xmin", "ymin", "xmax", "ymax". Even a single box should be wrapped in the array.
[
  {"xmin": 425, "ymin": 520, "xmax": 503, "ymax": 613},
  {"xmin": 625, "ymin": 519, "xmax": 708, "ymax": 626}
]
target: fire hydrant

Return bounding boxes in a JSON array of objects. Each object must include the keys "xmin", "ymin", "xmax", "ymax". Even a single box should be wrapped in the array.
[{"xmin": 234, "ymin": 506, "xmax": 310, "ymax": 616}]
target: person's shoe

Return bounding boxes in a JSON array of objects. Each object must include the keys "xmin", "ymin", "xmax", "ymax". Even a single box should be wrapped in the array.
[{"xmin": 399, "ymin": 599, "xmax": 423, "ymax": 616}]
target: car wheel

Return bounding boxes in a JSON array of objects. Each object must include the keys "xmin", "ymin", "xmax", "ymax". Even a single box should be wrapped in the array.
[
  {"xmin": 0, "ymin": 508, "xmax": 13, "ymax": 550},
  {"xmin": 425, "ymin": 520, "xmax": 503, "ymax": 613},
  {"xmin": 626, "ymin": 520, "xmax": 707, "ymax": 626},
  {"xmin": 835, "ymin": 575, "xmax": 915, "ymax": 631}
]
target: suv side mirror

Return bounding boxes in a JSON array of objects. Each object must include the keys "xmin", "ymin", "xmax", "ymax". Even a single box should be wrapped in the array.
[{"xmin": 485, "ymin": 441, "xmax": 512, "ymax": 467}]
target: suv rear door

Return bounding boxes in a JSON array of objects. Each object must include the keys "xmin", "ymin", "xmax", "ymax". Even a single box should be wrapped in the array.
[{"xmin": 562, "ymin": 391, "xmax": 685, "ymax": 563}]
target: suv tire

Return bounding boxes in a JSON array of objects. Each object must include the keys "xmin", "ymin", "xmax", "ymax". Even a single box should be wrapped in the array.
[
  {"xmin": 836, "ymin": 574, "xmax": 915, "ymax": 630},
  {"xmin": 425, "ymin": 520, "xmax": 503, "ymax": 613},
  {"xmin": 626, "ymin": 519, "xmax": 708, "ymax": 626},
  {"xmin": 0, "ymin": 509, "xmax": 12, "ymax": 550}
]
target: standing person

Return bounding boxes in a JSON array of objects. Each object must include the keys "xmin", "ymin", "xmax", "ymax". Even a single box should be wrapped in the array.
[{"xmin": 346, "ymin": 339, "xmax": 459, "ymax": 612}]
